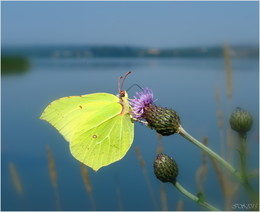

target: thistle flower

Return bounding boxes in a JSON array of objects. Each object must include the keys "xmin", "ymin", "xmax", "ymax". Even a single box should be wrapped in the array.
[
  {"xmin": 129, "ymin": 88, "xmax": 154, "ymax": 119},
  {"xmin": 153, "ymin": 153, "xmax": 178, "ymax": 183},
  {"xmin": 129, "ymin": 88, "xmax": 240, "ymax": 184},
  {"xmin": 129, "ymin": 88, "xmax": 181, "ymax": 136},
  {"xmin": 229, "ymin": 107, "xmax": 253, "ymax": 135}
]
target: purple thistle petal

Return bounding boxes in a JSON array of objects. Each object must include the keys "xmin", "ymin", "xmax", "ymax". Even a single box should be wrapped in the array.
[{"xmin": 129, "ymin": 88, "xmax": 154, "ymax": 119}]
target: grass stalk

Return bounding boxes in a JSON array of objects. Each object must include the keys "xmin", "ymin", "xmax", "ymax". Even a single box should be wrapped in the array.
[
  {"xmin": 79, "ymin": 162, "xmax": 97, "ymax": 210},
  {"xmin": 115, "ymin": 175, "xmax": 123, "ymax": 211},
  {"xmin": 224, "ymin": 44, "xmax": 235, "ymax": 165},
  {"xmin": 160, "ymin": 184, "xmax": 168, "ymax": 211},
  {"xmin": 157, "ymin": 133, "xmax": 163, "ymax": 154},
  {"xmin": 215, "ymin": 86, "xmax": 226, "ymax": 158},
  {"xmin": 223, "ymin": 44, "xmax": 232, "ymax": 99},
  {"xmin": 134, "ymin": 146, "xmax": 159, "ymax": 210},
  {"xmin": 210, "ymin": 156, "xmax": 236, "ymax": 210},
  {"xmin": 9, "ymin": 162, "xmax": 23, "ymax": 197},
  {"xmin": 8, "ymin": 162, "xmax": 28, "ymax": 210},
  {"xmin": 176, "ymin": 199, "xmax": 183, "ymax": 211},
  {"xmin": 195, "ymin": 137, "xmax": 208, "ymax": 193},
  {"xmin": 46, "ymin": 146, "xmax": 61, "ymax": 211}
]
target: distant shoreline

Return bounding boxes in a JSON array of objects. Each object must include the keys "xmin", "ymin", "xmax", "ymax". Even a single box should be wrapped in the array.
[
  {"xmin": 2, "ymin": 44, "xmax": 258, "ymax": 59},
  {"xmin": 1, "ymin": 56, "xmax": 30, "ymax": 75}
]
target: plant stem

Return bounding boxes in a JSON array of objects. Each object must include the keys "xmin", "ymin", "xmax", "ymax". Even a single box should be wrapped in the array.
[
  {"xmin": 178, "ymin": 126, "xmax": 242, "ymax": 182},
  {"xmin": 238, "ymin": 133, "xmax": 259, "ymax": 204},
  {"xmin": 238, "ymin": 133, "xmax": 247, "ymax": 182},
  {"xmin": 173, "ymin": 181, "xmax": 220, "ymax": 211}
]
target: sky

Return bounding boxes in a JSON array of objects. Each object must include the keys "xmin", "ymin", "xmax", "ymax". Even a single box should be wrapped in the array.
[{"xmin": 1, "ymin": 1, "xmax": 259, "ymax": 48}]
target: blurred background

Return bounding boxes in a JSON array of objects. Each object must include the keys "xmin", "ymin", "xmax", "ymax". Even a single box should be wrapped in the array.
[{"xmin": 1, "ymin": 1, "xmax": 259, "ymax": 211}]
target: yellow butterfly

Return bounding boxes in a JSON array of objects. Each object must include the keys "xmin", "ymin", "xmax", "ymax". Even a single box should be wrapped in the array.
[{"xmin": 40, "ymin": 72, "xmax": 134, "ymax": 171}]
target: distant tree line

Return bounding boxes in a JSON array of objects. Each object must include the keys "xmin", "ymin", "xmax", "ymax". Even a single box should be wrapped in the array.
[{"xmin": 2, "ymin": 45, "xmax": 258, "ymax": 59}]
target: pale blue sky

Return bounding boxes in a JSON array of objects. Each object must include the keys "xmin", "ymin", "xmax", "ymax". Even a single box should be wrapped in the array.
[{"xmin": 1, "ymin": 1, "xmax": 259, "ymax": 48}]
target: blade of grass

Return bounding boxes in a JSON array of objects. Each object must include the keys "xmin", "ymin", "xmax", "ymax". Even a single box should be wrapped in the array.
[
  {"xmin": 46, "ymin": 145, "xmax": 61, "ymax": 211},
  {"xmin": 134, "ymin": 146, "xmax": 159, "ymax": 210},
  {"xmin": 115, "ymin": 175, "xmax": 123, "ymax": 211},
  {"xmin": 223, "ymin": 44, "xmax": 232, "ymax": 99},
  {"xmin": 8, "ymin": 162, "xmax": 28, "ymax": 210},
  {"xmin": 215, "ymin": 86, "xmax": 226, "ymax": 158},
  {"xmin": 176, "ymin": 199, "xmax": 183, "ymax": 211},
  {"xmin": 160, "ymin": 183, "xmax": 168, "ymax": 211},
  {"xmin": 157, "ymin": 133, "xmax": 163, "ymax": 154},
  {"xmin": 195, "ymin": 137, "xmax": 208, "ymax": 193},
  {"xmin": 79, "ymin": 162, "xmax": 97, "ymax": 210},
  {"xmin": 9, "ymin": 162, "xmax": 23, "ymax": 196}
]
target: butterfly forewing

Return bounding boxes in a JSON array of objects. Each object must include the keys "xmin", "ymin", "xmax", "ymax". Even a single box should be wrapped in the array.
[{"xmin": 40, "ymin": 93, "xmax": 121, "ymax": 142}]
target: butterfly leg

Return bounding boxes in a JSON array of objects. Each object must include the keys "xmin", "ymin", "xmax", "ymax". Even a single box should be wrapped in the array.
[{"xmin": 132, "ymin": 118, "xmax": 148, "ymax": 126}]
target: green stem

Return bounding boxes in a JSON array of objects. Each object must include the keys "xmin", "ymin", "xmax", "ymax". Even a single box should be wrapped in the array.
[
  {"xmin": 173, "ymin": 181, "xmax": 220, "ymax": 211},
  {"xmin": 238, "ymin": 133, "xmax": 247, "ymax": 182},
  {"xmin": 238, "ymin": 133, "xmax": 259, "ymax": 204},
  {"xmin": 178, "ymin": 126, "xmax": 242, "ymax": 182}
]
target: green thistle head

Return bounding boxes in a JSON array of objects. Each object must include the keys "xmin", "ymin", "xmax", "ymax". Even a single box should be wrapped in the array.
[
  {"xmin": 129, "ymin": 88, "xmax": 181, "ymax": 136},
  {"xmin": 229, "ymin": 107, "xmax": 253, "ymax": 135},
  {"xmin": 153, "ymin": 153, "xmax": 178, "ymax": 183}
]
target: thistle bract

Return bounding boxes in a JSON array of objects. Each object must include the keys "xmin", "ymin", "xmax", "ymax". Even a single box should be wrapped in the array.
[
  {"xmin": 229, "ymin": 107, "xmax": 253, "ymax": 135},
  {"xmin": 130, "ymin": 88, "xmax": 181, "ymax": 136},
  {"xmin": 143, "ymin": 104, "xmax": 181, "ymax": 136},
  {"xmin": 153, "ymin": 153, "xmax": 178, "ymax": 183}
]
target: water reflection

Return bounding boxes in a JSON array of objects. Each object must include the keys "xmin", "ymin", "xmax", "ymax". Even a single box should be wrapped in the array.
[{"xmin": 1, "ymin": 53, "xmax": 258, "ymax": 211}]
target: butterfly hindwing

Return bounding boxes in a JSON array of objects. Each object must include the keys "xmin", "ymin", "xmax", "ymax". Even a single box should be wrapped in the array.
[{"xmin": 70, "ymin": 113, "xmax": 134, "ymax": 171}]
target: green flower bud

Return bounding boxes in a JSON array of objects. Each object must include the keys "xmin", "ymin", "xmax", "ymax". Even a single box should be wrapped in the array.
[
  {"xmin": 153, "ymin": 153, "xmax": 178, "ymax": 183},
  {"xmin": 143, "ymin": 104, "xmax": 181, "ymax": 136},
  {"xmin": 129, "ymin": 88, "xmax": 181, "ymax": 136},
  {"xmin": 229, "ymin": 107, "xmax": 253, "ymax": 135}
]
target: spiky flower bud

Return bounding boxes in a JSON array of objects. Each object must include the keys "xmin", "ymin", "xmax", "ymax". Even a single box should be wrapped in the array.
[
  {"xmin": 229, "ymin": 107, "xmax": 253, "ymax": 135},
  {"xmin": 153, "ymin": 153, "xmax": 178, "ymax": 183},
  {"xmin": 129, "ymin": 88, "xmax": 181, "ymax": 136},
  {"xmin": 143, "ymin": 104, "xmax": 181, "ymax": 136}
]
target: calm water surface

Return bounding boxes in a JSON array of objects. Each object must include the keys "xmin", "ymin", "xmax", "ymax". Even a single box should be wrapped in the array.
[{"xmin": 2, "ymin": 58, "xmax": 259, "ymax": 210}]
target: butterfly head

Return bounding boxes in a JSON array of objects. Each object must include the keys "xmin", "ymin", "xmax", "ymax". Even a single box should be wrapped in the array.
[
  {"xmin": 117, "ymin": 90, "xmax": 128, "ymax": 99},
  {"xmin": 117, "ymin": 72, "xmax": 131, "ymax": 99},
  {"xmin": 117, "ymin": 72, "xmax": 131, "ymax": 115}
]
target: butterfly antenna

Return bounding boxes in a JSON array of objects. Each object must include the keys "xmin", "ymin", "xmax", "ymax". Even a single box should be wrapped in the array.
[
  {"xmin": 119, "ymin": 71, "xmax": 132, "ymax": 92},
  {"xmin": 127, "ymin": 83, "xmax": 143, "ymax": 92},
  {"xmin": 118, "ymin": 76, "xmax": 123, "ymax": 94}
]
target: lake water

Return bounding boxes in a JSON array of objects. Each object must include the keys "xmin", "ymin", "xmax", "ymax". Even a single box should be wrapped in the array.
[{"xmin": 1, "ymin": 57, "xmax": 259, "ymax": 211}]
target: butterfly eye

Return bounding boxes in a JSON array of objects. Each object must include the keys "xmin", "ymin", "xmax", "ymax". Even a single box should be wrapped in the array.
[{"xmin": 119, "ymin": 90, "xmax": 125, "ymax": 98}]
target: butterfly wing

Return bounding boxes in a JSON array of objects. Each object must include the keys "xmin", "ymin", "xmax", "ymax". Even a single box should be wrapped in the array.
[
  {"xmin": 40, "ymin": 92, "xmax": 134, "ymax": 171},
  {"xmin": 40, "ymin": 93, "xmax": 120, "ymax": 142},
  {"xmin": 70, "ymin": 112, "xmax": 134, "ymax": 171}
]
